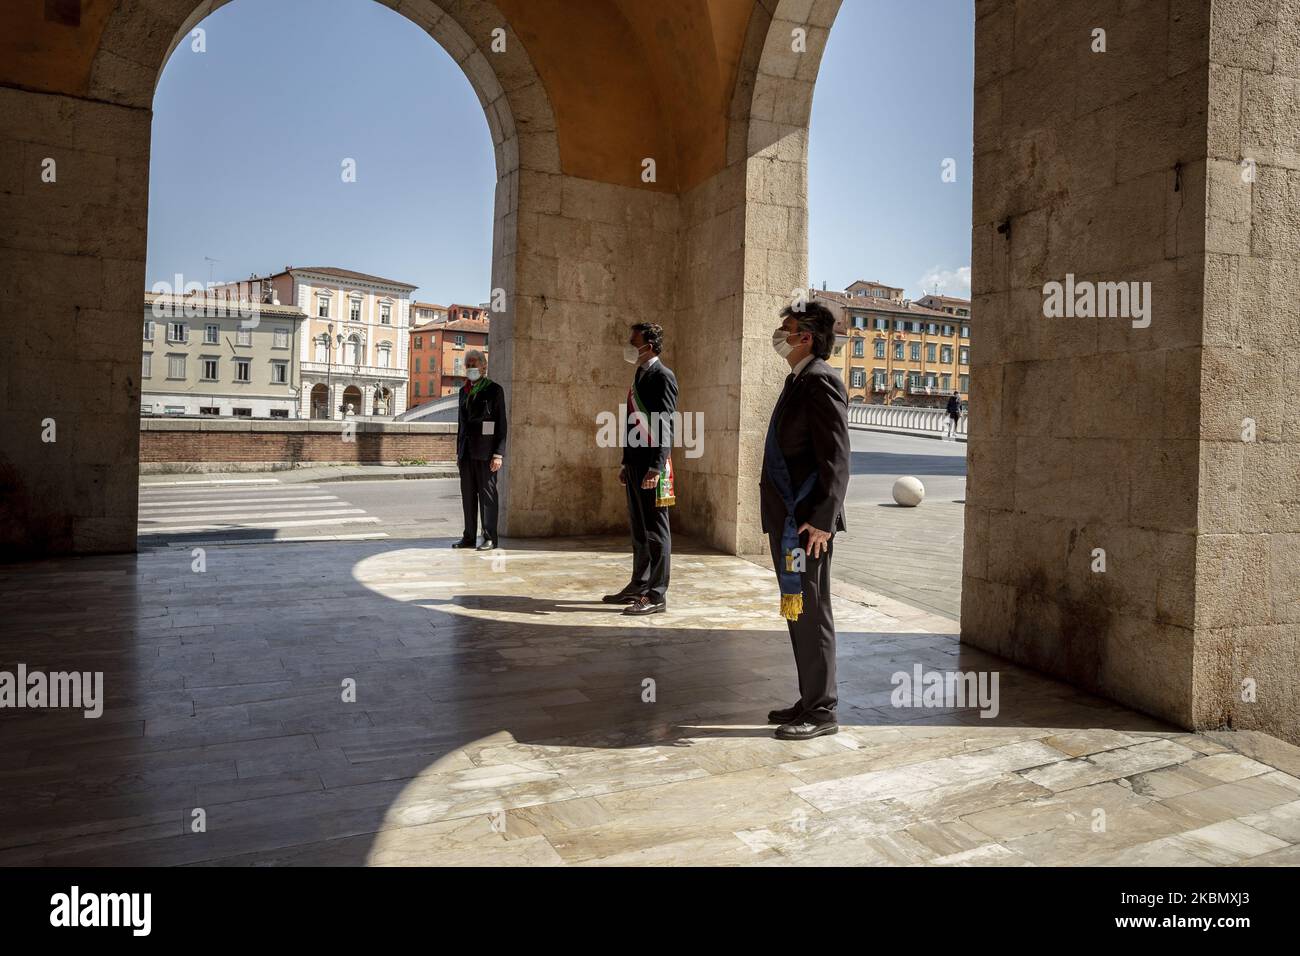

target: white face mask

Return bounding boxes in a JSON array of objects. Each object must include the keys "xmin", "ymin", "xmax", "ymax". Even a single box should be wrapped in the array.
[
  {"xmin": 772, "ymin": 328, "xmax": 796, "ymax": 358},
  {"xmin": 467, "ymin": 368, "xmax": 482, "ymax": 382},
  {"xmin": 623, "ymin": 343, "xmax": 643, "ymax": 364}
]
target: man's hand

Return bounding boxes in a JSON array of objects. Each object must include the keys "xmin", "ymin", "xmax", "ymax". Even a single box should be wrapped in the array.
[
  {"xmin": 798, "ymin": 522, "xmax": 832, "ymax": 559},
  {"xmin": 490, "ymin": 456, "xmax": 502, "ymax": 473},
  {"xmin": 618, "ymin": 465, "xmax": 627, "ymax": 486},
  {"xmin": 640, "ymin": 468, "xmax": 658, "ymax": 490}
]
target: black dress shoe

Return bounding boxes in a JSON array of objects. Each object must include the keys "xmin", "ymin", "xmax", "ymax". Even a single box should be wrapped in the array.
[
  {"xmin": 623, "ymin": 596, "xmax": 666, "ymax": 616},
  {"xmin": 451, "ymin": 539, "xmax": 476, "ymax": 549},
  {"xmin": 476, "ymin": 539, "xmax": 498, "ymax": 551},
  {"xmin": 774, "ymin": 719, "xmax": 838, "ymax": 741},
  {"xmin": 767, "ymin": 703, "xmax": 804, "ymax": 725},
  {"xmin": 601, "ymin": 588, "xmax": 642, "ymax": 604}
]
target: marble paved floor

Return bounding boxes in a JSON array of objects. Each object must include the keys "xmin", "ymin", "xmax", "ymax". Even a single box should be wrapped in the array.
[{"xmin": 1, "ymin": 536, "xmax": 1299, "ymax": 866}]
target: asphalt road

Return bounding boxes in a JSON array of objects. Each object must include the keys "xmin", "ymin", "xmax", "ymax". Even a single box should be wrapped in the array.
[{"xmin": 138, "ymin": 428, "xmax": 967, "ymax": 618}]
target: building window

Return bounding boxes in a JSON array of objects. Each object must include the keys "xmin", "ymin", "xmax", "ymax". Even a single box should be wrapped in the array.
[
  {"xmin": 454, "ymin": 333, "xmax": 465, "ymax": 348},
  {"xmin": 199, "ymin": 406, "xmax": 219, "ymax": 416},
  {"xmin": 925, "ymin": 373, "xmax": 937, "ymax": 389},
  {"xmin": 957, "ymin": 308, "xmax": 969, "ymax": 317},
  {"xmin": 166, "ymin": 355, "xmax": 186, "ymax": 379},
  {"xmin": 414, "ymin": 335, "xmax": 422, "ymax": 349},
  {"xmin": 926, "ymin": 343, "xmax": 936, "ymax": 362},
  {"xmin": 852, "ymin": 338, "xmax": 864, "ymax": 358},
  {"xmin": 894, "ymin": 342, "xmax": 904, "ymax": 361},
  {"xmin": 269, "ymin": 409, "xmax": 289, "ymax": 418},
  {"xmin": 205, "ymin": 324, "xmax": 220, "ymax": 344},
  {"xmin": 167, "ymin": 321, "xmax": 187, "ymax": 343},
  {"xmin": 941, "ymin": 345, "xmax": 953, "ymax": 363},
  {"xmin": 893, "ymin": 370, "xmax": 905, "ymax": 389},
  {"xmin": 850, "ymin": 369, "xmax": 865, "ymax": 388},
  {"xmin": 910, "ymin": 343, "xmax": 921, "ymax": 361},
  {"xmin": 347, "ymin": 335, "xmax": 361, "ymax": 365},
  {"xmin": 271, "ymin": 361, "xmax": 287, "ymax": 384},
  {"xmin": 201, "ymin": 358, "xmax": 218, "ymax": 381},
  {"xmin": 273, "ymin": 327, "xmax": 289, "ymax": 349},
  {"xmin": 413, "ymin": 381, "xmax": 421, "ymax": 397},
  {"xmin": 960, "ymin": 375, "xmax": 970, "ymax": 392},
  {"xmin": 874, "ymin": 340, "xmax": 885, "ymax": 359},
  {"xmin": 873, "ymin": 369, "xmax": 887, "ymax": 390},
  {"xmin": 893, "ymin": 319, "xmax": 904, "ymax": 331},
  {"xmin": 377, "ymin": 345, "xmax": 390, "ymax": 368},
  {"xmin": 909, "ymin": 372, "xmax": 922, "ymax": 390},
  {"xmin": 236, "ymin": 328, "xmax": 252, "ymax": 347},
  {"xmin": 235, "ymin": 359, "xmax": 251, "ymax": 383},
  {"xmin": 927, "ymin": 323, "xmax": 937, "ymax": 335},
  {"xmin": 960, "ymin": 347, "xmax": 970, "ymax": 365},
  {"xmin": 453, "ymin": 357, "xmax": 464, "ymax": 376},
  {"xmin": 314, "ymin": 339, "xmax": 327, "ymax": 363},
  {"xmin": 943, "ymin": 324, "xmax": 954, "ymax": 336},
  {"xmin": 164, "ymin": 405, "xmax": 186, "ymax": 416},
  {"xmin": 349, "ymin": 298, "xmax": 362, "ymax": 322},
  {"xmin": 143, "ymin": 319, "xmax": 154, "ymax": 341},
  {"xmin": 941, "ymin": 373, "xmax": 951, "ymax": 390},
  {"xmin": 317, "ymin": 296, "xmax": 330, "ymax": 318},
  {"xmin": 912, "ymin": 321, "xmax": 924, "ymax": 333},
  {"xmin": 961, "ymin": 325, "xmax": 970, "ymax": 338},
  {"xmin": 380, "ymin": 303, "xmax": 391, "ymax": 325},
  {"xmin": 231, "ymin": 407, "xmax": 252, "ymax": 417},
  {"xmin": 414, "ymin": 357, "xmax": 421, "ymax": 373},
  {"xmin": 142, "ymin": 353, "xmax": 151, "ymax": 377}
]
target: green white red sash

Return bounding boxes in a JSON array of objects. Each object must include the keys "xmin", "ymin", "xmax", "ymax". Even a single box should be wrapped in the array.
[{"xmin": 628, "ymin": 378, "xmax": 676, "ymax": 508}]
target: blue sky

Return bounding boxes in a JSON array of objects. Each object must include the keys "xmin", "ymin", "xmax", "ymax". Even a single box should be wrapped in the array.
[{"xmin": 148, "ymin": 0, "xmax": 973, "ymax": 305}]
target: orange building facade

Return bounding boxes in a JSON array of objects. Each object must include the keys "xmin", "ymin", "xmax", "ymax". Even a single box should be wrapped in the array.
[{"xmin": 408, "ymin": 313, "xmax": 491, "ymax": 405}]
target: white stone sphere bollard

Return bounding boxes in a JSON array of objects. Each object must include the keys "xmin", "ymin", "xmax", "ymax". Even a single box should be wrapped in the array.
[{"xmin": 892, "ymin": 476, "xmax": 925, "ymax": 507}]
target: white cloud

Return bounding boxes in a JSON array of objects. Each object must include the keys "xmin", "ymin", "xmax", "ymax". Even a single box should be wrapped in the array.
[{"xmin": 916, "ymin": 265, "xmax": 971, "ymax": 299}]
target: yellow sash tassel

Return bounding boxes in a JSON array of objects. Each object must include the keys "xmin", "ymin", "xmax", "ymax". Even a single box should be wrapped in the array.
[{"xmin": 780, "ymin": 593, "xmax": 803, "ymax": 621}]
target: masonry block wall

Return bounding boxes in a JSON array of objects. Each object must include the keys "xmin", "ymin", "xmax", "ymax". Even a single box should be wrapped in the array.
[
  {"xmin": 139, "ymin": 420, "xmax": 457, "ymax": 466},
  {"xmin": 0, "ymin": 85, "xmax": 149, "ymax": 559},
  {"xmin": 963, "ymin": 0, "xmax": 1212, "ymax": 730},
  {"xmin": 1194, "ymin": 0, "xmax": 1300, "ymax": 742}
]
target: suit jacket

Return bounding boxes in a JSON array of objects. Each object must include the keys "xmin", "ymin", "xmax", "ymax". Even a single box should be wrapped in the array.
[
  {"xmin": 456, "ymin": 379, "xmax": 507, "ymax": 461},
  {"xmin": 759, "ymin": 357, "xmax": 850, "ymax": 535},
  {"xmin": 622, "ymin": 358, "xmax": 678, "ymax": 481}
]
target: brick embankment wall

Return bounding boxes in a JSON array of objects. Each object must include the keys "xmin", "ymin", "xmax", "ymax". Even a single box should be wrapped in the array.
[{"xmin": 140, "ymin": 419, "xmax": 457, "ymax": 466}]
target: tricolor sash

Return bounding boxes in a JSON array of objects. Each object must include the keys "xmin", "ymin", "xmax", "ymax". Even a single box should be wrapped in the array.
[
  {"xmin": 763, "ymin": 408, "xmax": 817, "ymax": 620},
  {"xmin": 628, "ymin": 378, "xmax": 676, "ymax": 508}
]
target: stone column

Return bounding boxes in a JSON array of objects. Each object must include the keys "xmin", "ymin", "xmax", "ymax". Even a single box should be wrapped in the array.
[{"xmin": 963, "ymin": 0, "xmax": 1300, "ymax": 744}]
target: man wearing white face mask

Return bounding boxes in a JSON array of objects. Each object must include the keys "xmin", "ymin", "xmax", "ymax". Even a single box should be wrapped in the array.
[
  {"xmin": 602, "ymin": 323, "xmax": 678, "ymax": 615},
  {"xmin": 453, "ymin": 349, "xmax": 507, "ymax": 551},
  {"xmin": 760, "ymin": 302, "xmax": 849, "ymax": 740}
]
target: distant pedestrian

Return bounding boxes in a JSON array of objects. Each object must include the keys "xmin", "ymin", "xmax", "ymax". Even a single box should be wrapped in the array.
[{"xmin": 944, "ymin": 393, "xmax": 962, "ymax": 440}]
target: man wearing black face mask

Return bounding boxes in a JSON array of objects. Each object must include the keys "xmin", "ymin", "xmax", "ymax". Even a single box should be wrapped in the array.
[
  {"xmin": 602, "ymin": 323, "xmax": 678, "ymax": 616},
  {"xmin": 761, "ymin": 302, "xmax": 850, "ymax": 740}
]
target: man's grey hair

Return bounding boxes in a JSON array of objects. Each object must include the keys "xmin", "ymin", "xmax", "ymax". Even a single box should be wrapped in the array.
[{"xmin": 465, "ymin": 348, "xmax": 486, "ymax": 366}]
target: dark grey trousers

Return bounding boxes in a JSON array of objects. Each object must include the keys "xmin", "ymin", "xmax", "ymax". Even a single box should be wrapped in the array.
[
  {"xmin": 767, "ymin": 531, "xmax": 837, "ymax": 722},
  {"xmin": 625, "ymin": 473, "xmax": 671, "ymax": 602},
  {"xmin": 458, "ymin": 457, "xmax": 498, "ymax": 543}
]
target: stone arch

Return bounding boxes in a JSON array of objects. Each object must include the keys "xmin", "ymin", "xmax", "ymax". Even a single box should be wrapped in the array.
[
  {"xmin": 75, "ymin": 0, "xmax": 563, "ymax": 541},
  {"xmin": 668, "ymin": 0, "xmax": 843, "ymax": 557}
]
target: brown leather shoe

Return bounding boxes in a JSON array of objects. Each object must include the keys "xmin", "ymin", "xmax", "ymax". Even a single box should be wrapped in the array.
[{"xmin": 622, "ymin": 595, "xmax": 666, "ymax": 616}]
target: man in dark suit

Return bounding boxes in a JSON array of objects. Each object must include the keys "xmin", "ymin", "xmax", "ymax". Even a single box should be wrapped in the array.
[
  {"xmin": 452, "ymin": 349, "xmax": 507, "ymax": 551},
  {"xmin": 603, "ymin": 323, "xmax": 678, "ymax": 616},
  {"xmin": 760, "ymin": 302, "xmax": 850, "ymax": 740}
]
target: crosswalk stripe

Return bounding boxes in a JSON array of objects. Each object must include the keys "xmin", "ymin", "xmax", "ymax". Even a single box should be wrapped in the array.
[
  {"xmin": 139, "ymin": 516, "xmax": 382, "ymax": 534},
  {"xmin": 139, "ymin": 498, "xmax": 342, "ymax": 512},
  {"xmin": 140, "ymin": 478, "xmax": 283, "ymax": 487},
  {"xmin": 140, "ymin": 508, "xmax": 366, "ymax": 524},
  {"xmin": 139, "ymin": 493, "xmax": 338, "ymax": 504}
]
